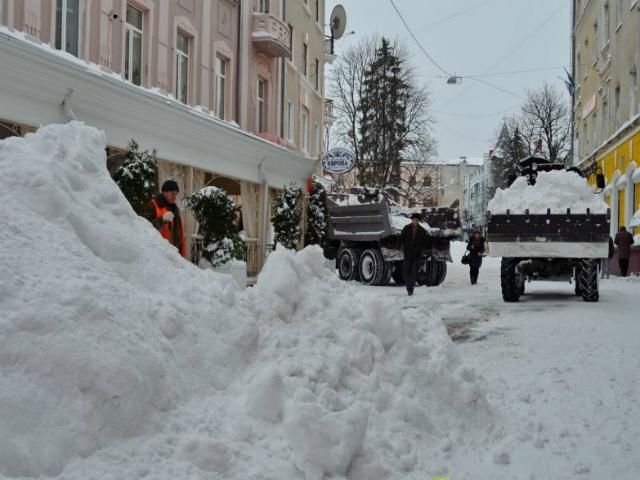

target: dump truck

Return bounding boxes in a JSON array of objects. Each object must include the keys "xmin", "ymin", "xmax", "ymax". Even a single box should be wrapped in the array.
[
  {"xmin": 324, "ymin": 192, "xmax": 461, "ymax": 287},
  {"xmin": 487, "ymin": 156, "xmax": 610, "ymax": 302}
]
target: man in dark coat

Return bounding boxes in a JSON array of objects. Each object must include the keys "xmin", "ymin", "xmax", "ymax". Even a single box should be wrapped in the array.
[
  {"xmin": 466, "ymin": 230, "xmax": 486, "ymax": 285},
  {"xmin": 400, "ymin": 213, "xmax": 428, "ymax": 296},
  {"xmin": 143, "ymin": 180, "xmax": 186, "ymax": 257},
  {"xmin": 614, "ymin": 226, "xmax": 635, "ymax": 277}
]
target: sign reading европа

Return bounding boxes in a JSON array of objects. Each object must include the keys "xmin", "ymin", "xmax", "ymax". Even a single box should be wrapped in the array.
[{"xmin": 321, "ymin": 148, "xmax": 355, "ymax": 175}]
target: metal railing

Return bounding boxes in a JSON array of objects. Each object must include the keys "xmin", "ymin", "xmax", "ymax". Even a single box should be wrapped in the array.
[{"xmin": 324, "ymin": 35, "xmax": 334, "ymax": 56}]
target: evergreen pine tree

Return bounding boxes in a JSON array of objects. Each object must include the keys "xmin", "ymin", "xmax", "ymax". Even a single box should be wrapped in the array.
[
  {"xmin": 358, "ymin": 38, "xmax": 410, "ymax": 192},
  {"xmin": 305, "ymin": 182, "xmax": 328, "ymax": 247},
  {"xmin": 113, "ymin": 140, "xmax": 157, "ymax": 214},
  {"xmin": 272, "ymin": 184, "xmax": 302, "ymax": 250},
  {"xmin": 184, "ymin": 187, "xmax": 243, "ymax": 267}
]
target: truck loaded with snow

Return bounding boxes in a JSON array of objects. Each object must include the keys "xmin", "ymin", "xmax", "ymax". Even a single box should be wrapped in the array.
[
  {"xmin": 487, "ymin": 156, "xmax": 610, "ymax": 302},
  {"xmin": 324, "ymin": 189, "xmax": 461, "ymax": 286}
]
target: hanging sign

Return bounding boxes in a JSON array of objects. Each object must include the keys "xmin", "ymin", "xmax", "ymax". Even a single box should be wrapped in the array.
[{"xmin": 321, "ymin": 148, "xmax": 355, "ymax": 175}]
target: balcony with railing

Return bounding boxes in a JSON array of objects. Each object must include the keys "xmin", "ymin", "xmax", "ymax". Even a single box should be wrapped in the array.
[
  {"xmin": 252, "ymin": 12, "xmax": 291, "ymax": 58},
  {"xmin": 324, "ymin": 35, "xmax": 337, "ymax": 63},
  {"xmin": 323, "ymin": 99, "xmax": 337, "ymax": 125}
]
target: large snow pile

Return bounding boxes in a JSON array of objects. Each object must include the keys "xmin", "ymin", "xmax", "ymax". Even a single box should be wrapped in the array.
[
  {"xmin": 0, "ymin": 123, "xmax": 493, "ymax": 479},
  {"xmin": 488, "ymin": 170, "xmax": 608, "ymax": 214},
  {"xmin": 630, "ymin": 209, "xmax": 640, "ymax": 228}
]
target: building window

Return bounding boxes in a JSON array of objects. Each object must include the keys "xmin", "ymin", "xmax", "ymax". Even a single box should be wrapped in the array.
[
  {"xmin": 593, "ymin": 22, "xmax": 598, "ymax": 62},
  {"xmin": 215, "ymin": 55, "xmax": 227, "ymax": 119},
  {"xmin": 315, "ymin": 0, "xmax": 320, "ymax": 22},
  {"xmin": 601, "ymin": 97, "xmax": 608, "ymax": 141},
  {"xmin": 302, "ymin": 42, "xmax": 308, "ymax": 76},
  {"xmin": 423, "ymin": 176, "xmax": 432, "ymax": 187},
  {"xmin": 256, "ymin": 0, "xmax": 269, "ymax": 13},
  {"xmin": 125, "ymin": 5, "xmax": 144, "ymax": 86},
  {"xmin": 288, "ymin": 24, "xmax": 294, "ymax": 59},
  {"xmin": 301, "ymin": 107, "xmax": 309, "ymax": 152},
  {"xmin": 257, "ymin": 78, "xmax": 267, "ymax": 133},
  {"xmin": 631, "ymin": 68, "xmax": 638, "ymax": 116},
  {"xmin": 287, "ymin": 101, "xmax": 295, "ymax": 142},
  {"xmin": 603, "ymin": 3, "xmax": 610, "ymax": 46},
  {"xmin": 176, "ymin": 32, "xmax": 190, "ymax": 103},
  {"xmin": 313, "ymin": 123, "xmax": 319, "ymax": 154},
  {"xmin": 616, "ymin": 0, "xmax": 623, "ymax": 28},
  {"xmin": 55, "ymin": 0, "xmax": 79, "ymax": 56},
  {"xmin": 614, "ymin": 86, "xmax": 621, "ymax": 127},
  {"xmin": 314, "ymin": 58, "xmax": 320, "ymax": 91}
]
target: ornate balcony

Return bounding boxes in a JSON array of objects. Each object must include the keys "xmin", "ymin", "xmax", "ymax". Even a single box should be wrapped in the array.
[
  {"xmin": 252, "ymin": 13, "xmax": 291, "ymax": 58},
  {"xmin": 323, "ymin": 99, "xmax": 337, "ymax": 125}
]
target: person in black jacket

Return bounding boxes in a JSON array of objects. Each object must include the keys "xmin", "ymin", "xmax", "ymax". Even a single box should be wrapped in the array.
[
  {"xmin": 466, "ymin": 230, "xmax": 486, "ymax": 285},
  {"xmin": 601, "ymin": 236, "xmax": 614, "ymax": 279},
  {"xmin": 400, "ymin": 213, "xmax": 428, "ymax": 296}
]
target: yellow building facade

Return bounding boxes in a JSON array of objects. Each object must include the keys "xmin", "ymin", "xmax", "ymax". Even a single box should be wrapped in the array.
[{"xmin": 574, "ymin": 0, "xmax": 640, "ymax": 236}]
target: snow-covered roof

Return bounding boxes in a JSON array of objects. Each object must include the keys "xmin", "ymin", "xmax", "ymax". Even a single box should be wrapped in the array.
[{"xmin": 440, "ymin": 156, "xmax": 484, "ymax": 166}]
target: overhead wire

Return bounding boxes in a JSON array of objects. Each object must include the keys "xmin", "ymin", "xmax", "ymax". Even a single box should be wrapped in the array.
[{"xmin": 389, "ymin": 0, "xmax": 452, "ymax": 76}]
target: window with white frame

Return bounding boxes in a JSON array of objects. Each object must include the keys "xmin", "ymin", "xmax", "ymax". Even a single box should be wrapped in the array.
[
  {"xmin": 616, "ymin": 0, "xmax": 623, "ymax": 28},
  {"xmin": 125, "ymin": 5, "xmax": 144, "ymax": 86},
  {"xmin": 593, "ymin": 22, "xmax": 598, "ymax": 61},
  {"xmin": 631, "ymin": 67, "xmax": 638, "ymax": 116},
  {"xmin": 603, "ymin": 3, "xmax": 610, "ymax": 46},
  {"xmin": 176, "ymin": 32, "xmax": 190, "ymax": 103},
  {"xmin": 256, "ymin": 0, "xmax": 269, "ymax": 13},
  {"xmin": 314, "ymin": 58, "xmax": 320, "ymax": 91},
  {"xmin": 215, "ymin": 55, "xmax": 227, "ymax": 119},
  {"xmin": 302, "ymin": 42, "xmax": 308, "ymax": 76},
  {"xmin": 287, "ymin": 101, "xmax": 295, "ymax": 142},
  {"xmin": 257, "ymin": 78, "xmax": 267, "ymax": 133},
  {"xmin": 55, "ymin": 0, "xmax": 80, "ymax": 56},
  {"xmin": 301, "ymin": 107, "xmax": 309, "ymax": 152},
  {"xmin": 614, "ymin": 85, "xmax": 621, "ymax": 126},
  {"xmin": 313, "ymin": 123, "xmax": 319, "ymax": 155},
  {"xmin": 601, "ymin": 96, "xmax": 608, "ymax": 140}
]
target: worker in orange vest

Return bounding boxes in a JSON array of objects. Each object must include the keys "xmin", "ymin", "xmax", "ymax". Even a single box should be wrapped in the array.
[{"xmin": 144, "ymin": 180, "xmax": 186, "ymax": 257}]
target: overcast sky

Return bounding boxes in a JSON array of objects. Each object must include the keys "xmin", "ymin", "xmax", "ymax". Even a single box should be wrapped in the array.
[{"xmin": 325, "ymin": 0, "xmax": 572, "ymax": 162}]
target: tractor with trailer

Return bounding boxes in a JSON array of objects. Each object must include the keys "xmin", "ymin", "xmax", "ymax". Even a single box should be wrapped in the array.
[
  {"xmin": 487, "ymin": 156, "xmax": 610, "ymax": 302},
  {"xmin": 324, "ymin": 191, "xmax": 461, "ymax": 287}
]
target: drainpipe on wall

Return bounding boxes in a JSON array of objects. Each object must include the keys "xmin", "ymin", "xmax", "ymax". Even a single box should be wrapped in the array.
[
  {"xmin": 62, "ymin": 89, "xmax": 77, "ymax": 121},
  {"xmin": 279, "ymin": 1, "xmax": 287, "ymax": 138},
  {"xmin": 235, "ymin": 0, "xmax": 243, "ymax": 126}
]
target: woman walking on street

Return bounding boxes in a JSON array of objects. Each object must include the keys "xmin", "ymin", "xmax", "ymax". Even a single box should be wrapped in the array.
[{"xmin": 466, "ymin": 230, "xmax": 486, "ymax": 285}]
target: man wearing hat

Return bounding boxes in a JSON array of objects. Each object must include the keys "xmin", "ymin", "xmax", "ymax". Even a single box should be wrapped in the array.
[
  {"xmin": 144, "ymin": 180, "xmax": 186, "ymax": 257},
  {"xmin": 400, "ymin": 213, "xmax": 428, "ymax": 296}
]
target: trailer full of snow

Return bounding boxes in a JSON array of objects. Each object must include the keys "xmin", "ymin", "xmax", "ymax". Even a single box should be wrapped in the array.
[
  {"xmin": 487, "ymin": 166, "xmax": 610, "ymax": 302},
  {"xmin": 325, "ymin": 193, "xmax": 461, "ymax": 287}
]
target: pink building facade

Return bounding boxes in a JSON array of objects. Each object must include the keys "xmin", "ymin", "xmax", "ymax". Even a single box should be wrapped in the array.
[{"xmin": 0, "ymin": 0, "xmax": 321, "ymax": 277}]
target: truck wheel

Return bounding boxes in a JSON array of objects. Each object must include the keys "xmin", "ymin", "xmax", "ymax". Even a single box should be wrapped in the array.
[
  {"xmin": 501, "ymin": 258, "xmax": 521, "ymax": 302},
  {"xmin": 435, "ymin": 260, "xmax": 447, "ymax": 285},
  {"xmin": 416, "ymin": 258, "xmax": 428, "ymax": 286},
  {"xmin": 379, "ymin": 261, "xmax": 394, "ymax": 286},
  {"xmin": 574, "ymin": 265, "xmax": 582, "ymax": 296},
  {"xmin": 359, "ymin": 248, "xmax": 386, "ymax": 286},
  {"xmin": 579, "ymin": 259, "xmax": 599, "ymax": 302},
  {"xmin": 337, "ymin": 248, "xmax": 361, "ymax": 281},
  {"xmin": 391, "ymin": 261, "xmax": 405, "ymax": 285}
]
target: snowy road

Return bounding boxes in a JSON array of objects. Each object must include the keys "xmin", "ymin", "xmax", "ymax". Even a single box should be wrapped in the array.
[{"xmin": 364, "ymin": 248, "xmax": 640, "ymax": 479}]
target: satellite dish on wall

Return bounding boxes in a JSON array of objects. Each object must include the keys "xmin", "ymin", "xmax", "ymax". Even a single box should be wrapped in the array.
[{"xmin": 330, "ymin": 5, "xmax": 347, "ymax": 40}]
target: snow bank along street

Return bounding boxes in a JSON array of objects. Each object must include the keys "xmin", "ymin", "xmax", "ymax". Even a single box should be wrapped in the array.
[{"xmin": 1, "ymin": 123, "xmax": 639, "ymax": 479}]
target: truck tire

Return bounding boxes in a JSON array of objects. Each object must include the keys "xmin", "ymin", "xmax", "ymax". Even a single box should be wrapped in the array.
[
  {"xmin": 574, "ymin": 265, "xmax": 582, "ymax": 296},
  {"xmin": 337, "ymin": 248, "xmax": 361, "ymax": 281},
  {"xmin": 501, "ymin": 258, "xmax": 521, "ymax": 302},
  {"xmin": 391, "ymin": 261, "xmax": 404, "ymax": 285},
  {"xmin": 380, "ymin": 261, "xmax": 394, "ymax": 286},
  {"xmin": 435, "ymin": 260, "xmax": 447, "ymax": 285},
  {"xmin": 578, "ymin": 259, "xmax": 599, "ymax": 302},
  {"xmin": 359, "ymin": 248, "xmax": 386, "ymax": 286},
  {"xmin": 416, "ymin": 258, "xmax": 429, "ymax": 286}
]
